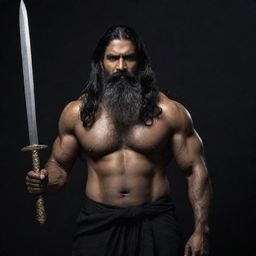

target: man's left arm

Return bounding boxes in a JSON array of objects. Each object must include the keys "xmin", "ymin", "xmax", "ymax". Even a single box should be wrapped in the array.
[{"xmin": 170, "ymin": 103, "xmax": 212, "ymax": 256}]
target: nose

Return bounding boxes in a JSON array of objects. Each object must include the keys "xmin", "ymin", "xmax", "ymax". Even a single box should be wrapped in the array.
[{"xmin": 116, "ymin": 57, "xmax": 127, "ymax": 71}]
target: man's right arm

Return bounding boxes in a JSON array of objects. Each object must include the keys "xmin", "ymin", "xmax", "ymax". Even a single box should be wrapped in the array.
[{"xmin": 26, "ymin": 101, "xmax": 81, "ymax": 194}]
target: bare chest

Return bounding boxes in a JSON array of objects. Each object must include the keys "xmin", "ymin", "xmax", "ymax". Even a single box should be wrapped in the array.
[{"xmin": 75, "ymin": 114, "xmax": 171, "ymax": 157}]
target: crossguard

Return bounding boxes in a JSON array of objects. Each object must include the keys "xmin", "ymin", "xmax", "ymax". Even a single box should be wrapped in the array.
[{"xmin": 22, "ymin": 144, "xmax": 48, "ymax": 224}]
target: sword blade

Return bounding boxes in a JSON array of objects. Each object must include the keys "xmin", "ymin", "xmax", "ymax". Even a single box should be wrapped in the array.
[{"xmin": 19, "ymin": 0, "xmax": 38, "ymax": 145}]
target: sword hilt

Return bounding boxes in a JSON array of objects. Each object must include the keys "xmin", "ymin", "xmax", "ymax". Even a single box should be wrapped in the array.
[{"xmin": 22, "ymin": 144, "xmax": 48, "ymax": 224}]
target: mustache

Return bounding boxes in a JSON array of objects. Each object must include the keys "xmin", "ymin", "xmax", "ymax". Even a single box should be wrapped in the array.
[{"xmin": 105, "ymin": 70, "xmax": 138, "ymax": 85}]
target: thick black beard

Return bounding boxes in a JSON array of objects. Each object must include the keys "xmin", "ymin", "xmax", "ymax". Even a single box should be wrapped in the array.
[{"xmin": 102, "ymin": 70, "xmax": 143, "ymax": 129}]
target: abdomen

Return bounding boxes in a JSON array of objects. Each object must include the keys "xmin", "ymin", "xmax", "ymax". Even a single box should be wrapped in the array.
[{"xmin": 84, "ymin": 148, "xmax": 171, "ymax": 207}]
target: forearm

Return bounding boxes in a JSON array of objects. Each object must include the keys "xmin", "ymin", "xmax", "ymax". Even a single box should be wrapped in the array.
[
  {"xmin": 43, "ymin": 157, "xmax": 68, "ymax": 194},
  {"xmin": 186, "ymin": 161, "xmax": 212, "ymax": 234}
]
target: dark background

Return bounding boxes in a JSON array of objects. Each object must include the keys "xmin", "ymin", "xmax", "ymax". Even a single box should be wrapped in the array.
[{"xmin": 0, "ymin": 0, "xmax": 255, "ymax": 255}]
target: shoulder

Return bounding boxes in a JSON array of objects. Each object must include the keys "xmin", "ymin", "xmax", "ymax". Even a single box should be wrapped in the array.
[
  {"xmin": 158, "ymin": 92, "xmax": 193, "ymax": 133},
  {"xmin": 61, "ymin": 100, "xmax": 82, "ymax": 116},
  {"xmin": 59, "ymin": 100, "xmax": 83, "ymax": 133}
]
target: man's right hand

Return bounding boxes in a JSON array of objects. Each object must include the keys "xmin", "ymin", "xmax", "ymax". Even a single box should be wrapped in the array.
[{"xmin": 26, "ymin": 169, "xmax": 48, "ymax": 194}]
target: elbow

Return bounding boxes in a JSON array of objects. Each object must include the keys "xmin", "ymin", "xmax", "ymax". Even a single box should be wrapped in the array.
[{"xmin": 185, "ymin": 161, "xmax": 209, "ymax": 182}]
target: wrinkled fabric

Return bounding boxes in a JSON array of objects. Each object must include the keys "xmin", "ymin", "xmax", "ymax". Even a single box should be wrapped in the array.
[{"xmin": 72, "ymin": 195, "xmax": 183, "ymax": 256}]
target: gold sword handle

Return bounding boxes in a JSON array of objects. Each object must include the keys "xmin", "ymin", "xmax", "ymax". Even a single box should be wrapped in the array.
[
  {"xmin": 22, "ymin": 144, "xmax": 48, "ymax": 224},
  {"xmin": 32, "ymin": 149, "xmax": 40, "ymax": 170},
  {"xmin": 32, "ymin": 149, "xmax": 46, "ymax": 224}
]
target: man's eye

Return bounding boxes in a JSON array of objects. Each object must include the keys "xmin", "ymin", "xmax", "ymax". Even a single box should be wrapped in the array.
[
  {"xmin": 124, "ymin": 55, "xmax": 136, "ymax": 61},
  {"xmin": 107, "ymin": 55, "xmax": 118, "ymax": 61}
]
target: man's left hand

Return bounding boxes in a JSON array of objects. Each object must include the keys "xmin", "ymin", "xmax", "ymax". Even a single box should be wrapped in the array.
[{"xmin": 184, "ymin": 232, "xmax": 209, "ymax": 256}]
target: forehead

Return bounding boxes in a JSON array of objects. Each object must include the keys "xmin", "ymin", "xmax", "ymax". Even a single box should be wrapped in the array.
[{"xmin": 104, "ymin": 39, "xmax": 135, "ymax": 55}]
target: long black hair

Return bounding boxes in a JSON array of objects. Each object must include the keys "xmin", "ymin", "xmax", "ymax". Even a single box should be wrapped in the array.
[{"xmin": 80, "ymin": 25, "xmax": 162, "ymax": 128}]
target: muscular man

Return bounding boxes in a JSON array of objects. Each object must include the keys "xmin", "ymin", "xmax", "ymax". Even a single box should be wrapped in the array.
[{"xmin": 26, "ymin": 25, "xmax": 211, "ymax": 256}]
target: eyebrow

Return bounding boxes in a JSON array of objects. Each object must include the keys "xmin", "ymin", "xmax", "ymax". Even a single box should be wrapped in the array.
[{"xmin": 106, "ymin": 53, "xmax": 137, "ymax": 58}]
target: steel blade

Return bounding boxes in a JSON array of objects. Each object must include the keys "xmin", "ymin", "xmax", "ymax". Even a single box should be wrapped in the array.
[{"xmin": 19, "ymin": 0, "xmax": 38, "ymax": 145}]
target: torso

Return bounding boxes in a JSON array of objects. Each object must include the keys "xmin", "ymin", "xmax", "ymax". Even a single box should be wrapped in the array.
[{"xmin": 74, "ymin": 92, "xmax": 176, "ymax": 207}]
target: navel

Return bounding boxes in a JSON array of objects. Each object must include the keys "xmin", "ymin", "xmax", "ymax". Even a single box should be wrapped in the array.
[{"xmin": 120, "ymin": 189, "xmax": 130, "ymax": 197}]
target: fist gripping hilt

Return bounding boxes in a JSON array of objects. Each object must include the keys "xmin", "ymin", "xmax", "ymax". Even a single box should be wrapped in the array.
[{"xmin": 22, "ymin": 144, "xmax": 48, "ymax": 224}]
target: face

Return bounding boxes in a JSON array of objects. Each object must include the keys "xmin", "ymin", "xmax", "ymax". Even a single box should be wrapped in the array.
[{"xmin": 102, "ymin": 39, "xmax": 138, "ymax": 75}]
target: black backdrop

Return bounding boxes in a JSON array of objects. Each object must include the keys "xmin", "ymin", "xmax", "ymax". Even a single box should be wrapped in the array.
[{"xmin": 0, "ymin": 0, "xmax": 255, "ymax": 255}]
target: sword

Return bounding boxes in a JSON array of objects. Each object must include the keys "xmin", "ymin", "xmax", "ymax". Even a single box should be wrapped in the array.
[{"xmin": 19, "ymin": 0, "xmax": 47, "ymax": 224}]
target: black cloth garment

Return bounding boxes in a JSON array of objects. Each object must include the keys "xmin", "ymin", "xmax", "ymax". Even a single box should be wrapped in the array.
[{"xmin": 72, "ymin": 195, "xmax": 183, "ymax": 256}]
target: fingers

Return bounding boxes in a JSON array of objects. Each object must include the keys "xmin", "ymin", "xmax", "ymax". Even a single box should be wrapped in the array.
[
  {"xmin": 27, "ymin": 169, "xmax": 47, "ymax": 180},
  {"xmin": 184, "ymin": 245, "xmax": 190, "ymax": 256},
  {"xmin": 26, "ymin": 182, "xmax": 42, "ymax": 188},
  {"xmin": 26, "ymin": 169, "xmax": 48, "ymax": 194},
  {"xmin": 39, "ymin": 169, "xmax": 48, "ymax": 180},
  {"xmin": 26, "ymin": 185, "xmax": 43, "ymax": 194}
]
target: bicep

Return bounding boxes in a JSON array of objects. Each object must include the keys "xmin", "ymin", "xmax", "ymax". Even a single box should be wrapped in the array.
[
  {"xmin": 172, "ymin": 129, "xmax": 204, "ymax": 172},
  {"xmin": 167, "ymin": 102, "xmax": 205, "ymax": 172},
  {"xmin": 50, "ymin": 133, "xmax": 80, "ymax": 172},
  {"xmin": 49, "ymin": 101, "xmax": 81, "ymax": 172}
]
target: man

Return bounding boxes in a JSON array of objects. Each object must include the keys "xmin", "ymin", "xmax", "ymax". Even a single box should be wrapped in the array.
[{"xmin": 26, "ymin": 25, "xmax": 211, "ymax": 256}]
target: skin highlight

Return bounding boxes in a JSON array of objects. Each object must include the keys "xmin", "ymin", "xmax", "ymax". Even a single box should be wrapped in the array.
[{"xmin": 26, "ymin": 38, "xmax": 211, "ymax": 256}]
